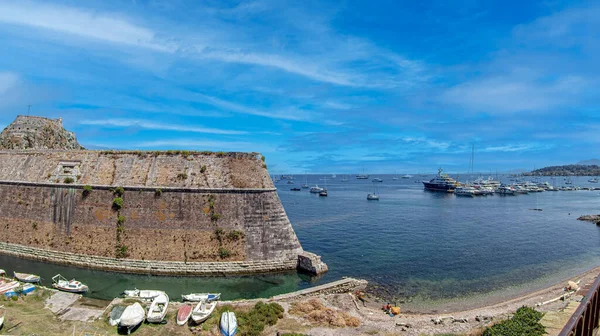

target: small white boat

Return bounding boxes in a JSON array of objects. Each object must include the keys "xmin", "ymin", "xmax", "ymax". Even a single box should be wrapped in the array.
[
  {"xmin": 309, "ymin": 185, "xmax": 324, "ymax": 193},
  {"xmin": 372, "ymin": 178, "xmax": 383, "ymax": 182},
  {"xmin": 119, "ymin": 302, "xmax": 145, "ymax": 334},
  {"xmin": 455, "ymin": 186, "xmax": 476, "ymax": 197},
  {"xmin": 220, "ymin": 311, "xmax": 238, "ymax": 336},
  {"xmin": 0, "ymin": 314, "xmax": 4, "ymax": 329},
  {"xmin": 13, "ymin": 272, "xmax": 40, "ymax": 283},
  {"xmin": 52, "ymin": 274, "xmax": 88, "ymax": 293},
  {"xmin": 146, "ymin": 292, "xmax": 169, "ymax": 323},
  {"xmin": 402, "ymin": 174, "xmax": 413, "ymax": 179},
  {"xmin": 367, "ymin": 193, "xmax": 379, "ymax": 200},
  {"xmin": 122, "ymin": 289, "xmax": 165, "ymax": 301},
  {"xmin": 191, "ymin": 300, "xmax": 217, "ymax": 324},
  {"xmin": 182, "ymin": 293, "xmax": 221, "ymax": 302},
  {"xmin": 109, "ymin": 305, "xmax": 126, "ymax": 326}
]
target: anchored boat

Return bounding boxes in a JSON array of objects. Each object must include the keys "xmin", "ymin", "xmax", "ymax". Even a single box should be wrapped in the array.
[
  {"xmin": 122, "ymin": 289, "xmax": 165, "ymax": 301},
  {"xmin": 191, "ymin": 300, "xmax": 217, "ymax": 324},
  {"xmin": 52, "ymin": 274, "xmax": 88, "ymax": 293},
  {"xmin": 13, "ymin": 271, "xmax": 40, "ymax": 283},
  {"xmin": 146, "ymin": 292, "xmax": 169, "ymax": 323},
  {"xmin": 220, "ymin": 311, "xmax": 238, "ymax": 336},
  {"xmin": 182, "ymin": 293, "xmax": 221, "ymax": 302}
]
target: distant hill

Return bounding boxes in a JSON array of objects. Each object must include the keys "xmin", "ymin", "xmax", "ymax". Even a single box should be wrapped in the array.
[
  {"xmin": 577, "ymin": 159, "xmax": 600, "ymax": 166},
  {"xmin": 525, "ymin": 164, "xmax": 600, "ymax": 176}
]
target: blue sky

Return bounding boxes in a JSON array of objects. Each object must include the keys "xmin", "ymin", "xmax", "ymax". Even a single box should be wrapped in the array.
[{"xmin": 0, "ymin": 0, "xmax": 598, "ymax": 174}]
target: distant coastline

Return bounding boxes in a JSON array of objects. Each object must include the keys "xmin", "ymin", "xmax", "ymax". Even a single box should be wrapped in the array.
[{"xmin": 524, "ymin": 164, "xmax": 600, "ymax": 176}]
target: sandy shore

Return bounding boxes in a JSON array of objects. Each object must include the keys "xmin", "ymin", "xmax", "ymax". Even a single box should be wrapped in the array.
[{"xmin": 269, "ymin": 266, "xmax": 600, "ymax": 336}]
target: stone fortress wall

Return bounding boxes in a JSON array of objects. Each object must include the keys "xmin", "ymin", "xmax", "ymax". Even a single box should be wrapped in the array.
[{"xmin": 0, "ymin": 147, "xmax": 326, "ymax": 274}]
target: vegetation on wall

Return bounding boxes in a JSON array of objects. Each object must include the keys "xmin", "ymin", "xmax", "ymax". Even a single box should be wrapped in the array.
[
  {"xmin": 82, "ymin": 185, "xmax": 93, "ymax": 197},
  {"xmin": 154, "ymin": 188, "xmax": 162, "ymax": 197},
  {"xmin": 112, "ymin": 197, "xmax": 123, "ymax": 211},
  {"xmin": 63, "ymin": 177, "xmax": 74, "ymax": 184}
]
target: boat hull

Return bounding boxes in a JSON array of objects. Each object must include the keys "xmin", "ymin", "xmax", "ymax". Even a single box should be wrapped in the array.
[
  {"xmin": 220, "ymin": 312, "xmax": 238, "ymax": 336},
  {"xmin": 177, "ymin": 304, "xmax": 193, "ymax": 326},
  {"xmin": 422, "ymin": 182, "xmax": 455, "ymax": 192},
  {"xmin": 13, "ymin": 272, "xmax": 40, "ymax": 283}
]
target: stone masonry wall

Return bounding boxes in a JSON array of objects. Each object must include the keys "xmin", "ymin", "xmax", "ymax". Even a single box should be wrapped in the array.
[
  {"xmin": 0, "ymin": 182, "xmax": 303, "ymax": 264},
  {"xmin": 0, "ymin": 151, "xmax": 272, "ymax": 188}
]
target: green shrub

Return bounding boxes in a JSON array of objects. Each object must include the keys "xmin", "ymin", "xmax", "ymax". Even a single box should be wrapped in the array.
[
  {"xmin": 214, "ymin": 228, "xmax": 224, "ymax": 242},
  {"xmin": 114, "ymin": 186, "xmax": 125, "ymax": 197},
  {"xmin": 116, "ymin": 245, "xmax": 128, "ymax": 258},
  {"xmin": 261, "ymin": 155, "xmax": 265, "ymax": 162},
  {"xmin": 154, "ymin": 188, "xmax": 162, "ymax": 197},
  {"xmin": 483, "ymin": 306, "xmax": 545, "ymax": 336},
  {"xmin": 216, "ymin": 151, "xmax": 226, "ymax": 157},
  {"xmin": 117, "ymin": 215, "xmax": 126, "ymax": 225},
  {"xmin": 177, "ymin": 173, "xmax": 188, "ymax": 180},
  {"xmin": 262, "ymin": 163, "xmax": 267, "ymax": 169},
  {"xmin": 227, "ymin": 230, "xmax": 245, "ymax": 241},
  {"xmin": 211, "ymin": 213, "xmax": 221, "ymax": 222},
  {"xmin": 63, "ymin": 177, "xmax": 74, "ymax": 184},
  {"xmin": 32, "ymin": 222, "xmax": 38, "ymax": 230},
  {"xmin": 200, "ymin": 165, "xmax": 207, "ymax": 173},
  {"xmin": 112, "ymin": 197, "xmax": 123, "ymax": 211},
  {"xmin": 218, "ymin": 247, "xmax": 231, "ymax": 258},
  {"xmin": 82, "ymin": 185, "xmax": 92, "ymax": 197},
  {"xmin": 237, "ymin": 302, "xmax": 284, "ymax": 336}
]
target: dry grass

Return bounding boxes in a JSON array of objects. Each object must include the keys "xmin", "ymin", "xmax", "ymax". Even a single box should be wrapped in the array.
[{"xmin": 289, "ymin": 298, "xmax": 361, "ymax": 328}]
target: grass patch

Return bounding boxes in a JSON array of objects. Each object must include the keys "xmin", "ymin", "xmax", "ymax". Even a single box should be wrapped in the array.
[
  {"xmin": 201, "ymin": 302, "xmax": 283, "ymax": 336},
  {"xmin": 483, "ymin": 306, "xmax": 545, "ymax": 336},
  {"xmin": 289, "ymin": 299, "xmax": 360, "ymax": 328}
]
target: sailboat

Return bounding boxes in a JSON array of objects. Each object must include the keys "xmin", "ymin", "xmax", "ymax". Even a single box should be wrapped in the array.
[
  {"xmin": 341, "ymin": 174, "xmax": 349, "ymax": 182},
  {"xmin": 302, "ymin": 173, "xmax": 309, "ymax": 188},
  {"xmin": 367, "ymin": 183, "xmax": 380, "ymax": 200},
  {"xmin": 392, "ymin": 171, "xmax": 399, "ymax": 180},
  {"xmin": 356, "ymin": 167, "xmax": 369, "ymax": 179}
]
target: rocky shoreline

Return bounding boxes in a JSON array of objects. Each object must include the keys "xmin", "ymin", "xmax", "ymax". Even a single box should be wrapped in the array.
[{"xmin": 577, "ymin": 214, "xmax": 600, "ymax": 223}]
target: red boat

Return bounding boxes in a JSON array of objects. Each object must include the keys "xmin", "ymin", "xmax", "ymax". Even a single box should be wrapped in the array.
[{"xmin": 177, "ymin": 304, "xmax": 193, "ymax": 326}]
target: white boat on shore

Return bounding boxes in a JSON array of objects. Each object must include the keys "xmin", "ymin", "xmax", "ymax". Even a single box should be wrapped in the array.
[
  {"xmin": 146, "ymin": 292, "xmax": 169, "ymax": 323},
  {"xmin": 191, "ymin": 300, "xmax": 217, "ymax": 324},
  {"xmin": 13, "ymin": 271, "xmax": 40, "ymax": 283},
  {"xmin": 119, "ymin": 302, "xmax": 145, "ymax": 334},
  {"xmin": 182, "ymin": 293, "xmax": 221, "ymax": 302},
  {"xmin": 52, "ymin": 274, "xmax": 88, "ymax": 293},
  {"xmin": 123, "ymin": 289, "xmax": 165, "ymax": 301},
  {"xmin": 220, "ymin": 311, "xmax": 238, "ymax": 336}
]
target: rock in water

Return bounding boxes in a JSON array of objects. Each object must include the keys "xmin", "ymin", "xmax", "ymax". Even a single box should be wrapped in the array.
[{"xmin": 0, "ymin": 115, "xmax": 83, "ymax": 150}]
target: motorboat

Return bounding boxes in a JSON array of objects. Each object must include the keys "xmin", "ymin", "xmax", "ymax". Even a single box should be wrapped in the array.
[
  {"xmin": 119, "ymin": 302, "xmax": 145, "ymax": 334},
  {"xmin": 109, "ymin": 305, "xmax": 126, "ymax": 326},
  {"xmin": 372, "ymin": 178, "xmax": 383, "ymax": 182},
  {"xmin": 146, "ymin": 292, "xmax": 169, "ymax": 323},
  {"xmin": 367, "ymin": 193, "xmax": 379, "ymax": 200},
  {"xmin": 13, "ymin": 271, "xmax": 40, "ymax": 283},
  {"xmin": 290, "ymin": 187, "xmax": 301, "ymax": 191},
  {"xmin": 177, "ymin": 304, "xmax": 193, "ymax": 326},
  {"xmin": 356, "ymin": 174, "xmax": 369, "ymax": 179},
  {"xmin": 191, "ymin": 300, "xmax": 217, "ymax": 324},
  {"xmin": 496, "ymin": 185, "xmax": 516, "ymax": 195},
  {"xmin": 589, "ymin": 177, "xmax": 598, "ymax": 183},
  {"xmin": 309, "ymin": 185, "xmax": 324, "ymax": 193},
  {"xmin": 52, "ymin": 274, "xmax": 89, "ymax": 293},
  {"xmin": 319, "ymin": 190, "xmax": 328, "ymax": 197},
  {"xmin": 220, "ymin": 311, "xmax": 238, "ymax": 336},
  {"xmin": 122, "ymin": 289, "xmax": 165, "ymax": 301},
  {"xmin": 422, "ymin": 168, "xmax": 458, "ymax": 192},
  {"xmin": 454, "ymin": 186, "xmax": 476, "ymax": 197},
  {"xmin": 182, "ymin": 293, "xmax": 221, "ymax": 302},
  {"xmin": 401, "ymin": 174, "xmax": 412, "ymax": 179}
]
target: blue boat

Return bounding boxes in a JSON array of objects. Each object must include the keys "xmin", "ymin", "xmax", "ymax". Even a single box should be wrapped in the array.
[{"xmin": 21, "ymin": 283, "xmax": 36, "ymax": 295}]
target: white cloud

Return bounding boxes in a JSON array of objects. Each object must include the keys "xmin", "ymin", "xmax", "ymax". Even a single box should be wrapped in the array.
[
  {"xmin": 481, "ymin": 143, "xmax": 552, "ymax": 152},
  {"xmin": 0, "ymin": 72, "xmax": 19, "ymax": 95},
  {"xmin": 0, "ymin": 1, "xmax": 173, "ymax": 52},
  {"xmin": 135, "ymin": 139, "xmax": 275, "ymax": 153},
  {"xmin": 79, "ymin": 119, "xmax": 247, "ymax": 135},
  {"xmin": 442, "ymin": 75, "xmax": 588, "ymax": 113}
]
